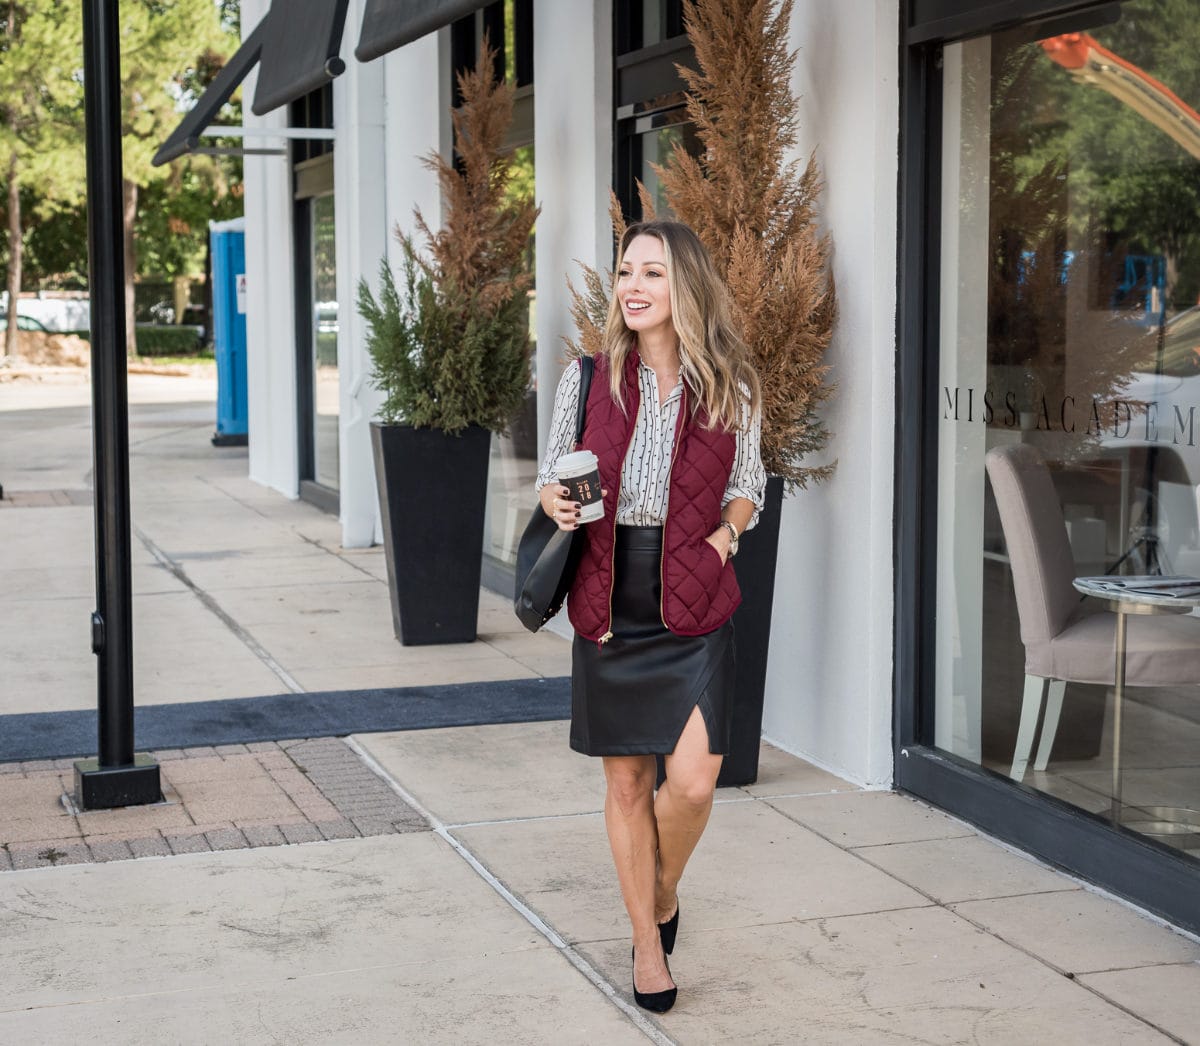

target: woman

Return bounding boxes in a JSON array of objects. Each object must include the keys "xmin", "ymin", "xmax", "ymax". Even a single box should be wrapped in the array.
[{"xmin": 536, "ymin": 220, "xmax": 765, "ymax": 1012}]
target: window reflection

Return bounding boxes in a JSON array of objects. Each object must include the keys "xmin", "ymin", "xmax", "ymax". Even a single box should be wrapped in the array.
[
  {"xmin": 312, "ymin": 194, "xmax": 339, "ymax": 491},
  {"xmin": 936, "ymin": 1, "xmax": 1200, "ymax": 860},
  {"xmin": 483, "ymin": 143, "xmax": 537, "ymax": 570}
]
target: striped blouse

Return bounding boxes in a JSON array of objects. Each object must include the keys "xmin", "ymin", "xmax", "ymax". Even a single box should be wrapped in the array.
[{"xmin": 535, "ymin": 357, "xmax": 766, "ymax": 529}]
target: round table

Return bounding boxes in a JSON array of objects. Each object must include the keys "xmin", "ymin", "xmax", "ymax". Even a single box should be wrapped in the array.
[{"xmin": 1073, "ymin": 576, "xmax": 1200, "ymax": 843}]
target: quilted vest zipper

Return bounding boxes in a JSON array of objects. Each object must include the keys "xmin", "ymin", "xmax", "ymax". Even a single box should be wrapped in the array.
[
  {"xmin": 597, "ymin": 373, "xmax": 641, "ymax": 647},
  {"xmin": 659, "ymin": 389, "xmax": 688, "ymax": 630}
]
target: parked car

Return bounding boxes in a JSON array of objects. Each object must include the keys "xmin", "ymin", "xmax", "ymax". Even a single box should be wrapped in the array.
[{"xmin": 0, "ymin": 312, "xmax": 49, "ymax": 332}]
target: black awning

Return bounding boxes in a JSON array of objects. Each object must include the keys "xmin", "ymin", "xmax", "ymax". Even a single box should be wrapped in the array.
[
  {"xmin": 355, "ymin": 0, "xmax": 489, "ymax": 62},
  {"xmin": 154, "ymin": 0, "xmax": 349, "ymax": 166},
  {"xmin": 251, "ymin": 0, "xmax": 350, "ymax": 115},
  {"xmin": 152, "ymin": 21, "xmax": 266, "ymax": 166}
]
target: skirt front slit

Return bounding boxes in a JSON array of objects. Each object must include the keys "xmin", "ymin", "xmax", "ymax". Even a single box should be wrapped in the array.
[{"xmin": 570, "ymin": 525, "xmax": 735, "ymax": 757}]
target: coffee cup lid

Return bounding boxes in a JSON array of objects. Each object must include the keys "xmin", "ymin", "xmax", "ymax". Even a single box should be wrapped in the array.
[{"xmin": 556, "ymin": 450, "xmax": 598, "ymax": 473}]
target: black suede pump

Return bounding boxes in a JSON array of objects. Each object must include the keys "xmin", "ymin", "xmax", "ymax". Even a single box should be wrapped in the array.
[
  {"xmin": 657, "ymin": 904, "xmax": 679, "ymax": 955},
  {"xmin": 631, "ymin": 945, "xmax": 677, "ymax": 1013}
]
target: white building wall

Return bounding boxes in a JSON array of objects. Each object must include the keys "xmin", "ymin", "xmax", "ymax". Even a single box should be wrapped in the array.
[
  {"xmin": 330, "ymin": 29, "xmax": 448, "ymax": 547},
  {"xmin": 382, "ymin": 32, "xmax": 449, "ymax": 257},
  {"xmin": 242, "ymin": 7, "xmax": 448, "ymax": 545},
  {"xmin": 241, "ymin": 0, "xmax": 299, "ymax": 497},
  {"xmin": 758, "ymin": 0, "xmax": 899, "ymax": 787}
]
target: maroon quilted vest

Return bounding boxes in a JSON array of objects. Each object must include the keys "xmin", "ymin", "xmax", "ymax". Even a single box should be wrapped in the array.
[{"xmin": 567, "ymin": 351, "xmax": 742, "ymax": 643}]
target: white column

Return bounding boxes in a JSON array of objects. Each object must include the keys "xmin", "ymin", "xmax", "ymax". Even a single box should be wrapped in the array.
[
  {"xmin": 533, "ymin": 0, "xmax": 613, "ymax": 459},
  {"xmin": 758, "ymin": 0, "xmax": 899, "ymax": 787},
  {"xmin": 383, "ymin": 31, "xmax": 449, "ymax": 259},
  {"xmin": 328, "ymin": 30, "xmax": 451, "ymax": 548},
  {"xmin": 334, "ymin": 0, "xmax": 388, "ymax": 548},
  {"xmin": 241, "ymin": 0, "xmax": 299, "ymax": 496}
]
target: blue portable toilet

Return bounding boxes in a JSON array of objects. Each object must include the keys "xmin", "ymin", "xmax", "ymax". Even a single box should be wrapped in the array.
[{"xmin": 209, "ymin": 217, "xmax": 248, "ymax": 446}]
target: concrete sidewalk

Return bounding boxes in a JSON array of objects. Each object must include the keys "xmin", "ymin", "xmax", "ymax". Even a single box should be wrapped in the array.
[
  {"xmin": 1, "ymin": 372, "xmax": 1198, "ymax": 1043},
  {"xmin": 0, "ymin": 371, "xmax": 569, "ymax": 716}
]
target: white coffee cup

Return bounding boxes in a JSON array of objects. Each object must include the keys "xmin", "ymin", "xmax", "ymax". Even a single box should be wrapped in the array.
[{"xmin": 556, "ymin": 450, "xmax": 604, "ymax": 524}]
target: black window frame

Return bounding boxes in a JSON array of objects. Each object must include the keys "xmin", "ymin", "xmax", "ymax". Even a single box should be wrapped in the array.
[
  {"xmin": 450, "ymin": 0, "xmax": 533, "ymax": 93},
  {"xmin": 290, "ymin": 83, "xmax": 339, "ymax": 515},
  {"xmin": 894, "ymin": 0, "xmax": 1200, "ymax": 935}
]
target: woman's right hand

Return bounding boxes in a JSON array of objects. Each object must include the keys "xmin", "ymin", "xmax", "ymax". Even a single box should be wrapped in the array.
[{"xmin": 540, "ymin": 483, "xmax": 580, "ymax": 531}]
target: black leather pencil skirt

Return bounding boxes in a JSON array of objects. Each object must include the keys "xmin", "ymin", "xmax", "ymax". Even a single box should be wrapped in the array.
[{"xmin": 570, "ymin": 525, "xmax": 735, "ymax": 757}]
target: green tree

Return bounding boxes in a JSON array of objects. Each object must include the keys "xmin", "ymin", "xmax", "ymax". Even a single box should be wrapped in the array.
[
  {"xmin": 117, "ymin": 0, "xmax": 231, "ymax": 354},
  {"xmin": 2, "ymin": 2, "xmax": 238, "ymax": 356},
  {"xmin": 0, "ymin": 1, "xmax": 84, "ymax": 356}
]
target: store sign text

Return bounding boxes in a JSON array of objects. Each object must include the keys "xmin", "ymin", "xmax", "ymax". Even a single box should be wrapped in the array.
[{"xmin": 941, "ymin": 386, "xmax": 1196, "ymax": 446}]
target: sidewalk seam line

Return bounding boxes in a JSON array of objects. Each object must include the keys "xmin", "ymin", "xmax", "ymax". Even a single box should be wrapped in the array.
[
  {"xmin": 133, "ymin": 524, "xmax": 306, "ymax": 695},
  {"xmin": 197, "ymin": 475, "xmax": 381, "ymax": 584},
  {"xmin": 445, "ymin": 810, "xmax": 602, "ymax": 829},
  {"xmin": 742, "ymin": 788, "xmax": 863, "ymax": 800},
  {"xmin": 766, "ymin": 793, "xmax": 1196, "ymax": 1043},
  {"xmin": 943, "ymin": 904, "xmax": 1191, "ymax": 1045},
  {"xmin": 343, "ymin": 737, "xmax": 677, "ymax": 1046}
]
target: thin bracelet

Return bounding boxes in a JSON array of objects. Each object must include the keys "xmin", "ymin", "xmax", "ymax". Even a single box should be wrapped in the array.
[{"xmin": 718, "ymin": 519, "xmax": 739, "ymax": 552}]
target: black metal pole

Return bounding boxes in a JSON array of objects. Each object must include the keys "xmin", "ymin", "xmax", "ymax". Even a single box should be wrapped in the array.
[{"xmin": 75, "ymin": 0, "xmax": 160, "ymax": 809}]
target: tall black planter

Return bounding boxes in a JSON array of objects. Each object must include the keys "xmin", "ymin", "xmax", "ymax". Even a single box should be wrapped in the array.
[
  {"xmin": 371, "ymin": 422, "xmax": 491, "ymax": 645},
  {"xmin": 655, "ymin": 475, "xmax": 786, "ymax": 789},
  {"xmin": 718, "ymin": 475, "xmax": 786, "ymax": 787}
]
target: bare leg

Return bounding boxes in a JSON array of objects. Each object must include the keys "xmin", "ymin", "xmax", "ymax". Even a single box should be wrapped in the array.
[
  {"xmin": 654, "ymin": 706, "xmax": 723, "ymax": 923},
  {"xmin": 602, "ymin": 754, "xmax": 674, "ymax": 993}
]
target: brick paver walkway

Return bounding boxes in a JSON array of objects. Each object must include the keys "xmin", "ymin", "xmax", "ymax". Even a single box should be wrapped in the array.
[{"xmin": 0, "ymin": 737, "xmax": 426, "ymax": 871}]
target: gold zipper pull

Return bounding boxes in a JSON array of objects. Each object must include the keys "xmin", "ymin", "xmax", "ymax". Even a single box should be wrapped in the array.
[{"xmin": 598, "ymin": 631, "xmax": 613, "ymax": 646}]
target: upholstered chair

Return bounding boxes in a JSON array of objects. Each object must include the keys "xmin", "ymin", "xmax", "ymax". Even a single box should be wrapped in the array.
[{"xmin": 984, "ymin": 444, "xmax": 1200, "ymax": 780}]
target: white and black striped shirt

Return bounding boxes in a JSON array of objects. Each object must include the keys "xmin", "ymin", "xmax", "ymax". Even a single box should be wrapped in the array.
[{"xmin": 535, "ymin": 358, "xmax": 766, "ymax": 529}]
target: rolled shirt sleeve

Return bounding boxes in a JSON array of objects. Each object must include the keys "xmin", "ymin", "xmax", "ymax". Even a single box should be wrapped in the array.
[
  {"xmin": 722, "ymin": 396, "xmax": 766, "ymax": 530},
  {"xmin": 534, "ymin": 359, "xmax": 583, "ymax": 492}
]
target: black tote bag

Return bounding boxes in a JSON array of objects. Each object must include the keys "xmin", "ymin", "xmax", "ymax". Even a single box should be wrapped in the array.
[{"xmin": 513, "ymin": 355, "xmax": 594, "ymax": 632}]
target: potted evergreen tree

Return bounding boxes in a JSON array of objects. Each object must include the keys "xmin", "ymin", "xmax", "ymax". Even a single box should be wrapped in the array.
[
  {"xmin": 358, "ymin": 43, "xmax": 538, "ymax": 645},
  {"xmin": 569, "ymin": 0, "xmax": 837, "ymax": 782}
]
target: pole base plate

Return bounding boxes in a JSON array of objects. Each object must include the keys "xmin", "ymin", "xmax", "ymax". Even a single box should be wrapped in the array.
[{"xmin": 74, "ymin": 754, "xmax": 161, "ymax": 810}]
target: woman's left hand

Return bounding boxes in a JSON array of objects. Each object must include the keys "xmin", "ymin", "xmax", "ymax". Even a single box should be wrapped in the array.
[{"xmin": 705, "ymin": 529, "xmax": 732, "ymax": 566}]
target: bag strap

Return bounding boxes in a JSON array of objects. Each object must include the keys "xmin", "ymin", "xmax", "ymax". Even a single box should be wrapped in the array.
[{"xmin": 573, "ymin": 354, "xmax": 594, "ymax": 446}]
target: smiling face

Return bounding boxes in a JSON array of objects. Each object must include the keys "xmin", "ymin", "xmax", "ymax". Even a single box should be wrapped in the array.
[{"xmin": 617, "ymin": 234, "xmax": 674, "ymax": 341}]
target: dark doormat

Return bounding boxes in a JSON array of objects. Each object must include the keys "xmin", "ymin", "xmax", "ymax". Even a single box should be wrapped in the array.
[{"xmin": 0, "ymin": 677, "xmax": 572, "ymax": 764}]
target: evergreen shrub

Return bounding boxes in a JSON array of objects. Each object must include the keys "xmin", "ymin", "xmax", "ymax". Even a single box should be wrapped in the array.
[{"xmin": 133, "ymin": 325, "xmax": 205, "ymax": 356}]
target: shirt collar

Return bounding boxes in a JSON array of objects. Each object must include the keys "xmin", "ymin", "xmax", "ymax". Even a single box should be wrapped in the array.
[{"xmin": 638, "ymin": 359, "xmax": 684, "ymax": 405}]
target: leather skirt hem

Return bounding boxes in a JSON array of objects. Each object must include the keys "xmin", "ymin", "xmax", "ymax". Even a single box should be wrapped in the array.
[{"xmin": 569, "ymin": 525, "xmax": 735, "ymax": 758}]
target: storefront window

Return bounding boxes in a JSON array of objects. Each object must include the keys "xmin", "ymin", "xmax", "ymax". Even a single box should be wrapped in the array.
[
  {"xmin": 620, "ymin": 106, "xmax": 699, "ymax": 220},
  {"xmin": 935, "ymin": 1, "xmax": 1200, "ymax": 861},
  {"xmin": 483, "ymin": 144, "xmax": 537, "ymax": 574},
  {"xmin": 291, "ymin": 83, "xmax": 337, "ymax": 510},
  {"xmin": 311, "ymin": 193, "xmax": 338, "ymax": 491}
]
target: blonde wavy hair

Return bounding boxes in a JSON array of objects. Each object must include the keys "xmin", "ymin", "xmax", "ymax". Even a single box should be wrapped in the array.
[{"xmin": 601, "ymin": 220, "xmax": 761, "ymax": 431}]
